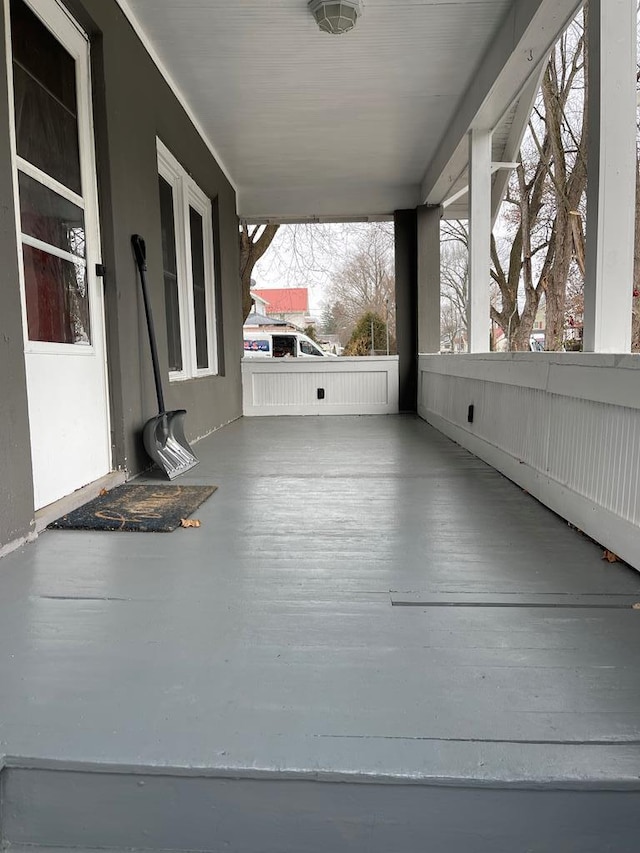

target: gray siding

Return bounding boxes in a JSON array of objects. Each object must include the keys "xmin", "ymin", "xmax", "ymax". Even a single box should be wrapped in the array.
[
  {"xmin": 74, "ymin": 0, "xmax": 242, "ymax": 472},
  {"xmin": 0, "ymin": 5, "xmax": 35, "ymax": 549},
  {"xmin": 0, "ymin": 0, "xmax": 242, "ymax": 549}
]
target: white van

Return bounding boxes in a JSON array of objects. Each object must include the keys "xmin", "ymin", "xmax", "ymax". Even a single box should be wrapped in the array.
[{"xmin": 243, "ymin": 330, "xmax": 333, "ymax": 359}]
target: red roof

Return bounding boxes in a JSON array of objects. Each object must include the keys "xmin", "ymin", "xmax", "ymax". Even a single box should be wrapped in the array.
[{"xmin": 253, "ymin": 288, "xmax": 308, "ymax": 314}]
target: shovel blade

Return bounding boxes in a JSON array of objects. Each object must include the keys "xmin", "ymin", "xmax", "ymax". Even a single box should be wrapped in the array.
[{"xmin": 142, "ymin": 410, "xmax": 199, "ymax": 479}]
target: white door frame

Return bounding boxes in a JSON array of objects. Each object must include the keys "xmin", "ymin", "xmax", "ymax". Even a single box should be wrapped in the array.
[{"xmin": 4, "ymin": 0, "xmax": 112, "ymax": 509}]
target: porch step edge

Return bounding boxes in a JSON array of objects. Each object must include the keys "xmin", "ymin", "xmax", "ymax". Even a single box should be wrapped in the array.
[{"xmin": 3, "ymin": 763, "xmax": 640, "ymax": 853}]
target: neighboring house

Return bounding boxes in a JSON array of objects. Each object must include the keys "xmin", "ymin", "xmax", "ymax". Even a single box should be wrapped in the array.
[
  {"xmin": 252, "ymin": 287, "xmax": 311, "ymax": 329},
  {"xmin": 243, "ymin": 312, "xmax": 293, "ymax": 331},
  {"xmin": 249, "ymin": 290, "xmax": 270, "ymax": 317}
]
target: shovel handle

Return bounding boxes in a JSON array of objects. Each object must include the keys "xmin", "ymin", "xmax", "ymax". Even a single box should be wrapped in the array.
[
  {"xmin": 132, "ymin": 234, "xmax": 166, "ymax": 415},
  {"xmin": 132, "ymin": 234, "xmax": 147, "ymax": 271}
]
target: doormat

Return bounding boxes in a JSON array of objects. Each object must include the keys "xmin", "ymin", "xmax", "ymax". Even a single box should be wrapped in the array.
[{"xmin": 48, "ymin": 484, "xmax": 217, "ymax": 533}]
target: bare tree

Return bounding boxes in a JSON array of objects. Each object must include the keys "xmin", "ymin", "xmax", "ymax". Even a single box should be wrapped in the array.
[
  {"xmin": 239, "ymin": 222, "xmax": 280, "ymax": 321},
  {"xmin": 437, "ymin": 14, "xmax": 588, "ymax": 353},
  {"xmin": 441, "ymin": 302, "xmax": 464, "ymax": 352},
  {"xmin": 247, "ymin": 221, "xmax": 390, "ymax": 333},
  {"xmin": 490, "ymin": 10, "xmax": 587, "ymax": 351},
  {"xmin": 321, "ymin": 299, "xmax": 354, "ymax": 345},
  {"xmin": 321, "ymin": 223, "xmax": 395, "ymax": 343},
  {"xmin": 440, "ymin": 221, "xmax": 469, "ymax": 349}
]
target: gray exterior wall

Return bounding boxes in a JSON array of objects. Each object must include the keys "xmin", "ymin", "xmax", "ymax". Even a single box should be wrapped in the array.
[
  {"xmin": 0, "ymin": 0, "xmax": 243, "ymax": 551},
  {"xmin": 0, "ymin": 5, "xmax": 35, "ymax": 549}
]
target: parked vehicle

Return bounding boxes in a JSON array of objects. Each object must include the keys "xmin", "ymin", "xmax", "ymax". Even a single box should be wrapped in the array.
[{"xmin": 243, "ymin": 331, "xmax": 335, "ymax": 358}]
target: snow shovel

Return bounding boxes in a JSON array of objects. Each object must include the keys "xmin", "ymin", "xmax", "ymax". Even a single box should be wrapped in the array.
[{"xmin": 132, "ymin": 234, "xmax": 199, "ymax": 479}]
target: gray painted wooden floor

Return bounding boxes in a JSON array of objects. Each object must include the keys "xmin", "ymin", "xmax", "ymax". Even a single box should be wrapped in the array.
[{"xmin": 1, "ymin": 415, "xmax": 640, "ymax": 849}]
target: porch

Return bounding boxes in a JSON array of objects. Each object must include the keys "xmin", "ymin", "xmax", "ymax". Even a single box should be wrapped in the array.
[{"xmin": 1, "ymin": 415, "xmax": 640, "ymax": 851}]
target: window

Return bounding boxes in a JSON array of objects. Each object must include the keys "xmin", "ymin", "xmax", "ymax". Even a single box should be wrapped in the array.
[
  {"xmin": 299, "ymin": 339, "xmax": 324, "ymax": 356},
  {"xmin": 273, "ymin": 335, "xmax": 296, "ymax": 358},
  {"xmin": 157, "ymin": 139, "xmax": 218, "ymax": 379}
]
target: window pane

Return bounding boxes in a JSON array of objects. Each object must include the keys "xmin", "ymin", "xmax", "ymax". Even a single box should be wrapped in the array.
[
  {"xmin": 19, "ymin": 171, "xmax": 85, "ymax": 257},
  {"xmin": 300, "ymin": 340, "xmax": 323, "ymax": 356},
  {"xmin": 11, "ymin": 0, "xmax": 81, "ymax": 193},
  {"xmin": 23, "ymin": 243, "xmax": 90, "ymax": 344},
  {"xmin": 158, "ymin": 176, "xmax": 182, "ymax": 372},
  {"xmin": 189, "ymin": 206, "xmax": 208, "ymax": 370},
  {"xmin": 10, "ymin": 0, "xmax": 77, "ymax": 111}
]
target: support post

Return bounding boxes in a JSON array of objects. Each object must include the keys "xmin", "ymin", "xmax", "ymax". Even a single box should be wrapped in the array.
[
  {"xmin": 467, "ymin": 129, "xmax": 492, "ymax": 352},
  {"xmin": 417, "ymin": 205, "xmax": 441, "ymax": 353},
  {"xmin": 394, "ymin": 209, "xmax": 418, "ymax": 412},
  {"xmin": 583, "ymin": 0, "xmax": 636, "ymax": 353}
]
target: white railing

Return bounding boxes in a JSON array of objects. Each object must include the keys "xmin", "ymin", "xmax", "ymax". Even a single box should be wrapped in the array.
[
  {"xmin": 242, "ymin": 356, "xmax": 399, "ymax": 416},
  {"xmin": 418, "ymin": 352, "xmax": 640, "ymax": 571}
]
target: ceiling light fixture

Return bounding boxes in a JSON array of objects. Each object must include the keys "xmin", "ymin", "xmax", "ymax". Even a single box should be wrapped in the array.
[{"xmin": 308, "ymin": 0, "xmax": 363, "ymax": 34}]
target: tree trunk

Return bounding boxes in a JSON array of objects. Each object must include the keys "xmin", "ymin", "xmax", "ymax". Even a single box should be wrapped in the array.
[
  {"xmin": 511, "ymin": 293, "xmax": 540, "ymax": 350},
  {"xmin": 632, "ymin": 151, "xmax": 640, "ymax": 351},
  {"xmin": 239, "ymin": 223, "xmax": 279, "ymax": 321},
  {"xmin": 549, "ymin": 202, "xmax": 580, "ymax": 349}
]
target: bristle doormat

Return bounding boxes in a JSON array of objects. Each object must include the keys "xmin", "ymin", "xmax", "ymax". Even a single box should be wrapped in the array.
[{"xmin": 48, "ymin": 484, "xmax": 217, "ymax": 533}]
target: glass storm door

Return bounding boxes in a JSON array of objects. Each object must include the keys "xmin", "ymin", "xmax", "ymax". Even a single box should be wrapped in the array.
[{"xmin": 10, "ymin": 0, "xmax": 111, "ymax": 509}]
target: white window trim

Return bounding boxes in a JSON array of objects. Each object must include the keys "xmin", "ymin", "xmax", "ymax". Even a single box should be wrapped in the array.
[{"xmin": 157, "ymin": 138, "xmax": 218, "ymax": 380}]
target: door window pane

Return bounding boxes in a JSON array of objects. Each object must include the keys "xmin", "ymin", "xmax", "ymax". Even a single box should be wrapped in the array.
[
  {"xmin": 189, "ymin": 206, "xmax": 209, "ymax": 370},
  {"xmin": 19, "ymin": 172, "xmax": 85, "ymax": 257},
  {"xmin": 23, "ymin": 244, "xmax": 90, "ymax": 344},
  {"xmin": 11, "ymin": 0, "xmax": 81, "ymax": 193},
  {"xmin": 10, "ymin": 0, "xmax": 76, "ymax": 110},
  {"xmin": 159, "ymin": 176, "xmax": 182, "ymax": 372}
]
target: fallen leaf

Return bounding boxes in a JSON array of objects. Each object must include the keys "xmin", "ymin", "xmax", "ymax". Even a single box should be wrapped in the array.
[
  {"xmin": 180, "ymin": 518, "xmax": 201, "ymax": 528},
  {"xmin": 602, "ymin": 550, "xmax": 619, "ymax": 563},
  {"xmin": 99, "ymin": 488, "xmax": 108, "ymax": 496}
]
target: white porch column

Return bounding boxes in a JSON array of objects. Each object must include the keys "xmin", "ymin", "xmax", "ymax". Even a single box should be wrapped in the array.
[
  {"xmin": 417, "ymin": 205, "xmax": 442, "ymax": 353},
  {"xmin": 583, "ymin": 0, "xmax": 636, "ymax": 353},
  {"xmin": 467, "ymin": 129, "xmax": 492, "ymax": 352}
]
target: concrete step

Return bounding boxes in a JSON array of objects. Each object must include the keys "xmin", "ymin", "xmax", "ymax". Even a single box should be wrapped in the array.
[{"xmin": 2, "ymin": 762, "xmax": 640, "ymax": 852}]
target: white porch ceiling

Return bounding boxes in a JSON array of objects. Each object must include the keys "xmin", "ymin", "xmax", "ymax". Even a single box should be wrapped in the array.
[{"xmin": 123, "ymin": 0, "xmax": 555, "ymax": 221}]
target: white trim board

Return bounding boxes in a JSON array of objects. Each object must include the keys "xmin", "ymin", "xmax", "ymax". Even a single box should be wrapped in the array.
[
  {"xmin": 113, "ymin": 0, "xmax": 237, "ymax": 196},
  {"xmin": 242, "ymin": 357, "xmax": 400, "ymax": 417},
  {"xmin": 418, "ymin": 353, "xmax": 640, "ymax": 410}
]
